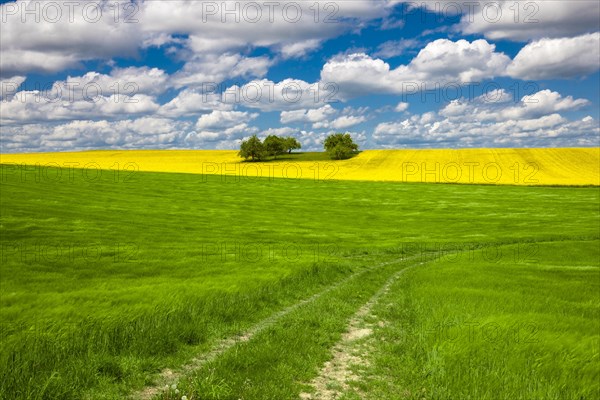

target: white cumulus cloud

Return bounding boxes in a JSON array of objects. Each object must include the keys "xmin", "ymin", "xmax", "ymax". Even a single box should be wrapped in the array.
[{"xmin": 507, "ymin": 33, "xmax": 600, "ymax": 80}]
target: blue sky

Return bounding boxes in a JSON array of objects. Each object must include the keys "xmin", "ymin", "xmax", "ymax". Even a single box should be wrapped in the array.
[{"xmin": 1, "ymin": 0, "xmax": 599, "ymax": 152}]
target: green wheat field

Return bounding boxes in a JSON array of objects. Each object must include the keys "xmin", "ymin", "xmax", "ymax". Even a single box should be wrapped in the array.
[{"xmin": 1, "ymin": 162, "xmax": 598, "ymax": 399}]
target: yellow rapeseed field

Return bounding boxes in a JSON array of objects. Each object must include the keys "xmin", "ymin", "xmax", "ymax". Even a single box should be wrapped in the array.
[{"xmin": 1, "ymin": 148, "xmax": 598, "ymax": 186}]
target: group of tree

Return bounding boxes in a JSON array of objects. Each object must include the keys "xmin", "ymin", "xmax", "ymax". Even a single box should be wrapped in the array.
[
  {"xmin": 238, "ymin": 135, "xmax": 301, "ymax": 161},
  {"xmin": 239, "ymin": 132, "xmax": 359, "ymax": 161},
  {"xmin": 323, "ymin": 133, "xmax": 359, "ymax": 160}
]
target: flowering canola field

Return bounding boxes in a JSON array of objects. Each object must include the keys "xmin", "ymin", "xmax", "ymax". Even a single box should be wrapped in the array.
[{"xmin": 1, "ymin": 147, "xmax": 598, "ymax": 186}]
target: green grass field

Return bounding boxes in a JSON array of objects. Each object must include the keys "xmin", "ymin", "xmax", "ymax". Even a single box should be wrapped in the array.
[{"xmin": 1, "ymin": 163, "xmax": 598, "ymax": 399}]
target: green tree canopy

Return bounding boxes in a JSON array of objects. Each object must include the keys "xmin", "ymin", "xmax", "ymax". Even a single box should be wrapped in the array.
[
  {"xmin": 323, "ymin": 133, "xmax": 359, "ymax": 160},
  {"xmin": 264, "ymin": 135, "xmax": 286, "ymax": 158},
  {"xmin": 238, "ymin": 135, "xmax": 304, "ymax": 161},
  {"xmin": 238, "ymin": 135, "xmax": 266, "ymax": 161},
  {"xmin": 283, "ymin": 137, "xmax": 302, "ymax": 154}
]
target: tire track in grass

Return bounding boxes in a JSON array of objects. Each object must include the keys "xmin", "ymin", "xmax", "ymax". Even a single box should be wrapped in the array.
[
  {"xmin": 130, "ymin": 255, "xmax": 415, "ymax": 400},
  {"xmin": 298, "ymin": 259, "xmax": 430, "ymax": 400},
  {"xmin": 298, "ymin": 239, "xmax": 592, "ymax": 399},
  {"xmin": 130, "ymin": 242, "xmax": 538, "ymax": 399}
]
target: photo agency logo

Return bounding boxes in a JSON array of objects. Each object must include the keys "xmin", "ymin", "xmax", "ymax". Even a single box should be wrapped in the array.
[
  {"xmin": 396, "ymin": 242, "xmax": 540, "ymax": 264},
  {"xmin": 1, "ymin": 1, "xmax": 139, "ymax": 24},
  {"xmin": 396, "ymin": 1, "xmax": 540, "ymax": 24},
  {"xmin": 0, "ymin": 80, "xmax": 141, "ymax": 104},
  {"xmin": 200, "ymin": 161, "xmax": 339, "ymax": 182},
  {"xmin": 203, "ymin": 81, "xmax": 340, "ymax": 107},
  {"xmin": 0, "ymin": 1, "xmax": 541, "ymax": 26},
  {"xmin": 1, "ymin": 1, "xmax": 141, "ymax": 103},
  {"xmin": 1, "ymin": 241, "xmax": 139, "ymax": 264},
  {"xmin": 1, "ymin": 1, "xmax": 341, "ymax": 24},
  {"xmin": 200, "ymin": 241, "xmax": 340, "ymax": 264},
  {"xmin": 168, "ymin": 1, "xmax": 341, "ymax": 24},
  {"xmin": 0, "ymin": 162, "xmax": 139, "ymax": 183},
  {"xmin": 418, "ymin": 320, "xmax": 540, "ymax": 344},
  {"xmin": 400, "ymin": 161, "xmax": 540, "ymax": 184},
  {"xmin": 398, "ymin": 81, "xmax": 541, "ymax": 105}
]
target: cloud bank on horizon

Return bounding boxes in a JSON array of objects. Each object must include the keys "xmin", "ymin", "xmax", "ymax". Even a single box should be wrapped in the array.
[{"xmin": 0, "ymin": 0, "xmax": 599, "ymax": 152}]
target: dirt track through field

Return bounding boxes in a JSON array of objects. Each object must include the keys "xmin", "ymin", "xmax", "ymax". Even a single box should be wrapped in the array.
[
  {"xmin": 130, "ymin": 255, "xmax": 416, "ymax": 400},
  {"xmin": 299, "ymin": 260, "xmax": 428, "ymax": 400}
]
